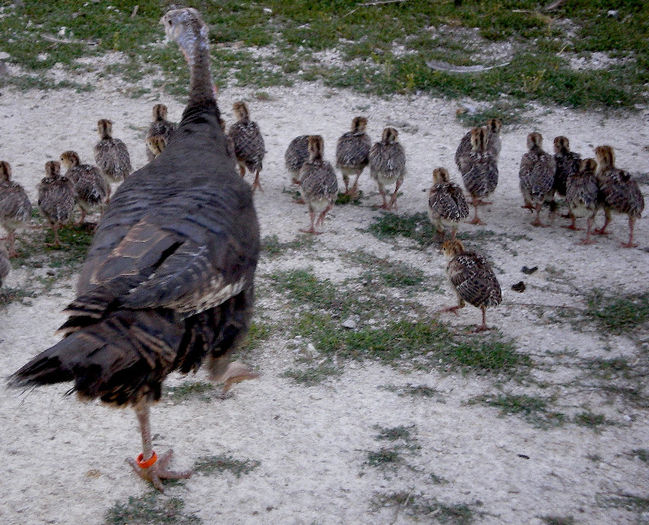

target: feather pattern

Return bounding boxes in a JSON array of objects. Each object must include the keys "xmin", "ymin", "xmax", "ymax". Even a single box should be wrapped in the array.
[
  {"xmin": 554, "ymin": 150, "xmax": 581, "ymax": 197},
  {"xmin": 299, "ymin": 159, "xmax": 338, "ymax": 212},
  {"xmin": 447, "ymin": 251, "xmax": 502, "ymax": 308},
  {"xmin": 460, "ymin": 152, "xmax": 498, "ymax": 199},
  {"xmin": 0, "ymin": 180, "xmax": 31, "ymax": 232},
  {"xmin": 285, "ymin": 135, "xmax": 310, "ymax": 182},
  {"xmin": 428, "ymin": 182, "xmax": 470, "ymax": 228},
  {"xmin": 369, "ymin": 139, "xmax": 406, "ymax": 188},
  {"xmin": 598, "ymin": 169, "xmax": 645, "ymax": 217},
  {"xmin": 94, "ymin": 137, "xmax": 132, "ymax": 183},
  {"xmin": 566, "ymin": 161, "xmax": 598, "ymax": 218},
  {"xmin": 66, "ymin": 163, "xmax": 109, "ymax": 213},
  {"xmin": 519, "ymin": 147, "xmax": 555, "ymax": 205},
  {"xmin": 336, "ymin": 131, "xmax": 371, "ymax": 173},
  {"xmin": 228, "ymin": 118, "xmax": 265, "ymax": 173},
  {"xmin": 38, "ymin": 172, "xmax": 75, "ymax": 226}
]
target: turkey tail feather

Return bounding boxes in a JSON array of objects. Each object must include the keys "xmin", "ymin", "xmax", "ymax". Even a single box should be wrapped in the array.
[{"xmin": 8, "ymin": 309, "xmax": 183, "ymax": 406}]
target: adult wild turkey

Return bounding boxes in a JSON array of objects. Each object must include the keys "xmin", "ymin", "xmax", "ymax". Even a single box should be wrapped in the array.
[{"xmin": 9, "ymin": 8, "xmax": 260, "ymax": 491}]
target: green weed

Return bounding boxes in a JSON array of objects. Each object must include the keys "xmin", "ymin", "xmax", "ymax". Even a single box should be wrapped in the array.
[
  {"xmin": 193, "ymin": 454, "xmax": 260, "ymax": 478},
  {"xmin": 105, "ymin": 492, "xmax": 200, "ymax": 525}
]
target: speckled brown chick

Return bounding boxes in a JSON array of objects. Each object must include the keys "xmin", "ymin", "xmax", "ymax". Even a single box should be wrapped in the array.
[
  {"xmin": 146, "ymin": 135, "xmax": 168, "ymax": 159},
  {"xmin": 298, "ymin": 135, "xmax": 338, "ymax": 234},
  {"xmin": 0, "ymin": 242, "xmax": 10, "ymax": 287},
  {"xmin": 553, "ymin": 136, "xmax": 581, "ymax": 198},
  {"xmin": 369, "ymin": 127, "xmax": 406, "ymax": 210},
  {"xmin": 455, "ymin": 118, "xmax": 502, "ymax": 167},
  {"xmin": 428, "ymin": 167, "xmax": 469, "ymax": 239},
  {"xmin": 228, "ymin": 101, "xmax": 265, "ymax": 191},
  {"xmin": 285, "ymin": 135, "xmax": 310, "ymax": 185},
  {"xmin": 457, "ymin": 127, "xmax": 498, "ymax": 225},
  {"xmin": 519, "ymin": 132, "xmax": 556, "ymax": 227},
  {"xmin": 440, "ymin": 239, "xmax": 502, "ymax": 332},
  {"xmin": 594, "ymin": 145, "xmax": 645, "ymax": 248},
  {"xmin": 564, "ymin": 158, "xmax": 599, "ymax": 244},
  {"xmin": 336, "ymin": 116, "xmax": 371, "ymax": 196},
  {"xmin": 0, "ymin": 161, "xmax": 32, "ymax": 257},
  {"xmin": 38, "ymin": 160, "xmax": 75, "ymax": 247},
  {"xmin": 146, "ymin": 104, "xmax": 176, "ymax": 162},
  {"xmin": 60, "ymin": 150, "xmax": 109, "ymax": 225},
  {"xmin": 94, "ymin": 119, "xmax": 132, "ymax": 192}
]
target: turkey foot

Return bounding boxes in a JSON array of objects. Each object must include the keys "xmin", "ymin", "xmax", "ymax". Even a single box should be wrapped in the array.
[{"xmin": 127, "ymin": 449, "xmax": 192, "ymax": 492}]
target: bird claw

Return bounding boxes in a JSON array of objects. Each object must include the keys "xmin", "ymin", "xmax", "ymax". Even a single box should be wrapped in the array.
[
  {"xmin": 127, "ymin": 450, "xmax": 192, "ymax": 492},
  {"xmin": 218, "ymin": 360, "xmax": 259, "ymax": 393}
]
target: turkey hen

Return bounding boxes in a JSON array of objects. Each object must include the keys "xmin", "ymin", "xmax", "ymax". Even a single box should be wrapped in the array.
[{"xmin": 9, "ymin": 8, "xmax": 260, "ymax": 492}]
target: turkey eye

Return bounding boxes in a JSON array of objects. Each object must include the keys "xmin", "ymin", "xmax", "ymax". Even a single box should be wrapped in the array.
[{"xmin": 167, "ymin": 20, "xmax": 172, "ymax": 26}]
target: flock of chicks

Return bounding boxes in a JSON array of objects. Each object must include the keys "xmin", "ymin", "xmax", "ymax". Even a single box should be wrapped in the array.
[{"xmin": 0, "ymin": 100, "xmax": 646, "ymax": 332}]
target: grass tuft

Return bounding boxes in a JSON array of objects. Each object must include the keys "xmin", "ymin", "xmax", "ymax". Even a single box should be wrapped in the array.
[
  {"xmin": 105, "ymin": 492, "xmax": 200, "ymax": 525},
  {"xmin": 585, "ymin": 290, "xmax": 649, "ymax": 335},
  {"xmin": 472, "ymin": 394, "xmax": 565, "ymax": 429},
  {"xmin": 193, "ymin": 454, "xmax": 260, "ymax": 478},
  {"xmin": 372, "ymin": 491, "xmax": 477, "ymax": 523}
]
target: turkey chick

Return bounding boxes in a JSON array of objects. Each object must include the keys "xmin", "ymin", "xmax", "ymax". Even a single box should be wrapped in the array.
[
  {"xmin": 519, "ymin": 132, "xmax": 556, "ymax": 227},
  {"xmin": 336, "ymin": 116, "xmax": 371, "ymax": 196},
  {"xmin": 228, "ymin": 101, "xmax": 265, "ymax": 191},
  {"xmin": 60, "ymin": 150, "xmax": 109, "ymax": 225},
  {"xmin": 440, "ymin": 239, "xmax": 502, "ymax": 332},
  {"xmin": 298, "ymin": 135, "xmax": 338, "ymax": 234},
  {"xmin": 369, "ymin": 127, "xmax": 406, "ymax": 210},
  {"xmin": 428, "ymin": 167, "xmax": 469, "ymax": 239},
  {"xmin": 37, "ymin": 161, "xmax": 75, "ymax": 247},
  {"xmin": 0, "ymin": 161, "xmax": 32, "ymax": 257}
]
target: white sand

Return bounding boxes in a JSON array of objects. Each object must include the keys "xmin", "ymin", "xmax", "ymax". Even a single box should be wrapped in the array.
[{"xmin": 0, "ymin": 76, "xmax": 648, "ymax": 524}]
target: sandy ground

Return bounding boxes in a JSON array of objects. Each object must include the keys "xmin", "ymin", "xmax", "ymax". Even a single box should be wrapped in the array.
[{"xmin": 1, "ymin": 74, "xmax": 648, "ymax": 525}]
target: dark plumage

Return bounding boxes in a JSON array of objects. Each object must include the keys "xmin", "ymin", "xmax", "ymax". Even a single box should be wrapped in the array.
[
  {"xmin": 428, "ymin": 167, "xmax": 469, "ymax": 239},
  {"xmin": 369, "ymin": 127, "xmax": 406, "ymax": 210},
  {"xmin": 440, "ymin": 239, "xmax": 502, "ymax": 332},
  {"xmin": 10, "ymin": 8, "xmax": 260, "ymax": 491},
  {"xmin": 519, "ymin": 132, "xmax": 556, "ymax": 227},
  {"xmin": 336, "ymin": 116, "xmax": 371, "ymax": 195},
  {"xmin": 37, "ymin": 161, "xmax": 75, "ymax": 247},
  {"xmin": 594, "ymin": 145, "xmax": 644, "ymax": 247},
  {"xmin": 228, "ymin": 101, "xmax": 265, "ymax": 191},
  {"xmin": 0, "ymin": 160, "xmax": 32, "ymax": 257},
  {"xmin": 146, "ymin": 104, "xmax": 176, "ymax": 162},
  {"xmin": 553, "ymin": 136, "xmax": 581, "ymax": 197},
  {"xmin": 298, "ymin": 135, "xmax": 338, "ymax": 234},
  {"xmin": 564, "ymin": 158, "xmax": 599, "ymax": 244},
  {"xmin": 60, "ymin": 150, "xmax": 109, "ymax": 225},
  {"xmin": 457, "ymin": 127, "xmax": 498, "ymax": 225}
]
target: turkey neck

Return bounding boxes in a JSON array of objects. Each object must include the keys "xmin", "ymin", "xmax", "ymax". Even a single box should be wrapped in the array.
[{"xmin": 185, "ymin": 27, "xmax": 216, "ymax": 110}]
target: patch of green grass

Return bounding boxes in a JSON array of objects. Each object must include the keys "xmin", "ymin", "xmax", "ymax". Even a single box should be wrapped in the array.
[
  {"xmin": 366, "ymin": 448, "xmax": 403, "ymax": 468},
  {"xmin": 193, "ymin": 454, "xmax": 260, "ymax": 478},
  {"xmin": 244, "ymin": 320, "xmax": 272, "ymax": 350},
  {"xmin": 0, "ymin": 286, "xmax": 38, "ymax": 307},
  {"xmin": 375, "ymin": 425, "xmax": 415, "ymax": 442},
  {"xmin": 585, "ymin": 290, "xmax": 649, "ymax": 335},
  {"xmin": 380, "ymin": 383, "xmax": 441, "ymax": 398},
  {"xmin": 366, "ymin": 212, "xmax": 437, "ymax": 248},
  {"xmin": 105, "ymin": 492, "xmax": 200, "ymax": 525},
  {"xmin": 268, "ymin": 268, "xmax": 345, "ymax": 313},
  {"xmin": 261, "ymin": 234, "xmax": 315, "ymax": 258},
  {"xmin": 347, "ymin": 250, "xmax": 425, "ymax": 289},
  {"xmin": 596, "ymin": 492, "xmax": 649, "ymax": 514},
  {"xmin": 582, "ymin": 357, "xmax": 632, "ymax": 380},
  {"xmin": 281, "ymin": 363, "xmax": 343, "ymax": 386},
  {"xmin": 629, "ymin": 449, "xmax": 649, "ymax": 463},
  {"xmin": 164, "ymin": 381, "xmax": 216, "ymax": 402},
  {"xmin": 573, "ymin": 410, "xmax": 613, "ymax": 430},
  {"xmin": 372, "ymin": 491, "xmax": 477, "ymax": 524},
  {"xmin": 472, "ymin": 394, "xmax": 565, "ymax": 429},
  {"xmin": 1, "ymin": 2, "xmax": 646, "ymax": 109},
  {"xmin": 335, "ymin": 191, "xmax": 363, "ymax": 206},
  {"xmin": 293, "ymin": 313, "xmax": 529, "ymax": 376},
  {"xmin": 540, "ymin": 517, "xmax": 575, "ymax": 525}
]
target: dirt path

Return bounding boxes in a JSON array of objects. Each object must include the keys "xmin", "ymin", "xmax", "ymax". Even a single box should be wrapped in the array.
[{"xmin": 1, "ymin": 80, "xmax": 648, "ymax": 524}]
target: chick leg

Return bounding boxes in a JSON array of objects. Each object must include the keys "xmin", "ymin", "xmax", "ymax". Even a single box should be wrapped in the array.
[
  {"xmin": 342, "ymin": 173, "xmax": 350, "ymax": 194},
  {"xmin": 621, "ymin": 216, "xmax": 637, "ymax": 248},
  {"xmin": 531, "ymin": 204, "xmax": 547, "ymax": 227},
  {"xmin": 562, "ymin": 213, "xmax": 580, "ymax": 230},
  {"xmin": 316, "ymin": 204, "xmax": 333, "ymax": 227},
  {"xmin": 6, "ymin": 231, "xmax": 18, "ymax": 258},
  {"xmin": 127, "ymin": 402, "xmax": 192, "ymax": 492},
  {"xmin": 594, "ymin": 209, "xmax": 611, "ymax": 235},
  {"xmin": 439, "ymin": 297, "xmax": 465, "ymax": 315},
  {"xmin": 388, "ymin": 178, "xmax": 403, "ymax": 210},
  {"xmin": 300, "ymin": 208, "xmax": 321, "ymax": 235},
  {"xmin": 579, "ymin": 215, "xmax": 597, "ymax": 245},
  {"xmin": 350, "ymin": 172, "xmax": 362, "ymax": 197},
  {"xmin": 468, "ymin": 200, "xmax": 485, "ymax": 225},
  {"xmin": 251, "ymin": 169, "xmax": 263, "ymax": 192},
  {"xmin": 474, "ymin": 306, "xmax": 491, "ymax": 332}
]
